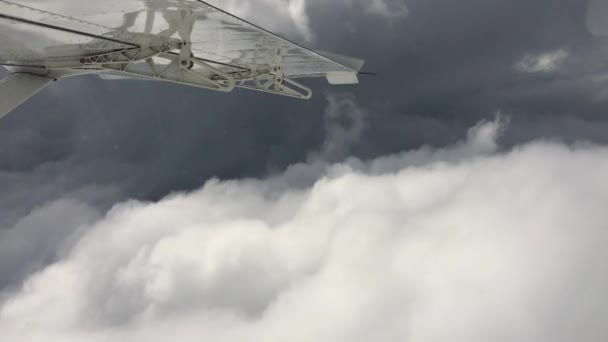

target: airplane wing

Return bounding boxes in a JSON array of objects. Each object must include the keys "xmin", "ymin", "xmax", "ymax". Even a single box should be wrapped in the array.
[{"xmin": 0, "ymin": 0, "xmax": 364, "ymax": 118}]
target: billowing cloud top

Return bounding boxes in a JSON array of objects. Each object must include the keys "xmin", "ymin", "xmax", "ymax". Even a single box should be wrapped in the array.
[{"xmin": 1, "ymin": 118, "xmax": 608, "ymax": 341}]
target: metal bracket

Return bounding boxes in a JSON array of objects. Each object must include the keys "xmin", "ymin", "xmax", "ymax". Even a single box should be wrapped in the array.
[
  {"xmin": 235, "ymin": 48, "xmax": 311, "ymax": 99},
  {"xmin": 79, "ymin": 45, "xmax": 310, "ymax": 98},
  {"xmin": 237, "ymin": 74, "xmax": 312, "ymax": 99},
  {"xmin": 79, "ymin": 44, "xmax": 175, "ymax": 66},
  {"xmin": 78, "ymin": 44, "xmax": 236, "ymax": 92},
  {"xmin": 77, "ymin": 7, "xmax": 239, "ymax": 92}
]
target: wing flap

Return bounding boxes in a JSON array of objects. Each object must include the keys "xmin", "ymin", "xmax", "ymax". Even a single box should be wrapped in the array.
[{"xmin": 326, "ymin": 72, "xmax": 359, "ymax": 85}]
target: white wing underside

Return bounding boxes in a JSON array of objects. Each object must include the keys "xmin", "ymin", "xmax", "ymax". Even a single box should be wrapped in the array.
[
  {"xmin": 0, "ymin": 0, "xmax": 364, "ymax": 117},
  {"xmin": 0, "ymin": 0, "xmax": 362, "ymax": 89}
]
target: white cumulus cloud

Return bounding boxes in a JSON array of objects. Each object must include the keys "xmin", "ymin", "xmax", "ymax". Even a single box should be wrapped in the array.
[
  {"xmin": 206, "ymin": 0, "xmax": 409, "ymax": 41},
  {"xmin": 516, "ymin": 50, "xmax": 569, "ymax": 73},
  {"xmin": 207, "ymin": 0, "xmax": 313, "ymax": 40},
  {"xmin": 1, "ymin": 115, "xmax": 608, "ymax": 342}
]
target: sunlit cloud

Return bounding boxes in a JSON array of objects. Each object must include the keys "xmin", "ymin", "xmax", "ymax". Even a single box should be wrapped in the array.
[
  {"xmin": 207, "ymin": 0, "xmax": 409, "ymax": 41},
  {"xmin": 516, "ymin": 50, "xmax": 569, "ymax": 73}
]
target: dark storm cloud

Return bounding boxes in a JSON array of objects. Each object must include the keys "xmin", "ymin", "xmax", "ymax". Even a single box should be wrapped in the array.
[{"xmin": 299, "ymin": 0, "xmax": 608, "ymax": 168}]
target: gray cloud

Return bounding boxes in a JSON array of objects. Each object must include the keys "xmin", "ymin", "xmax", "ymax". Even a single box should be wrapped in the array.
[
  {"xmin": 0, "ymin": 199, "xmax": 101, "ymax": 292},
  {"xmin": 308, "ymin": 93, "xmax": 368, "ymax": 162}
]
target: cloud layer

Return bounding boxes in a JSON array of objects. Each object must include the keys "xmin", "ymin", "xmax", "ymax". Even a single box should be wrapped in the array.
[{"xmin": 1, "ymin": 119, "xmax": 607, "ymax": 342}]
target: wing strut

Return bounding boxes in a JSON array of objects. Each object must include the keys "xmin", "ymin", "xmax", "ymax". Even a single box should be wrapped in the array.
[{"xmin": 0, "ymin": 73, "xmax": 55, "ymax": 119}]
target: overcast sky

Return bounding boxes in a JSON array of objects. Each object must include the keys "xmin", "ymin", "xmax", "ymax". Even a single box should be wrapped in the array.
[{"xmin": 1, "ymin": 0, "xmax": 608, "ymax": 341}]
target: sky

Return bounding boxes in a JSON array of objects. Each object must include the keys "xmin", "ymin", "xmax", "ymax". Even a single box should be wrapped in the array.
[{"xmin": 1, "ymin": 0, "xmax": 608, "ymax": 341}]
